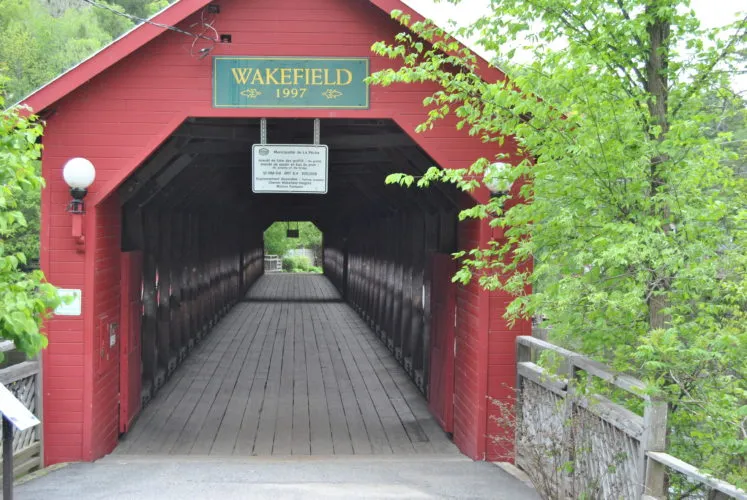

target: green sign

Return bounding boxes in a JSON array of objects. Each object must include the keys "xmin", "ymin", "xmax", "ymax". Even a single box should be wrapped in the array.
[{"xmin": 213, "ymin": 57, "xmax": 369, "ymax": 109}]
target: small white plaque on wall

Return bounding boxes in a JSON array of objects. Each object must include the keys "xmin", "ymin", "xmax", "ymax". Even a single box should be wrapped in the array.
[{"xmin": 55, "ymin": 289, "xmax": 82, "ymax": 316}]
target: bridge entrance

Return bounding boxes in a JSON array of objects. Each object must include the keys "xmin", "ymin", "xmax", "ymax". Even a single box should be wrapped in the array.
[
  {"xmin": 26, "ymin": 0, "xmax": 530, "ymax": 466},
  {"xmin": 114, "ymin": 117, "xmax": 463, "ymax": 455}
]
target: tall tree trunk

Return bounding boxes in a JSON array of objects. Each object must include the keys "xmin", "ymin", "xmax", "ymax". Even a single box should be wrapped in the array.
[
  {"xmin": 645, "ymin": 3, "xmax": 672, "ymax": 331},
  {"xmin": 645, "ymin": 8, "xmax": 674, "ymax": 494}
]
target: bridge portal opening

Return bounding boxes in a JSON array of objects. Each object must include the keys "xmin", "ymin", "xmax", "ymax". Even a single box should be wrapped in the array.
[
  {"xmin": 263, "ymin": 221, "xmax": 323, "ymax": 273},
  {"xmin": 115, "ymin": 117, "xmax": 465, "ymax": 456}
]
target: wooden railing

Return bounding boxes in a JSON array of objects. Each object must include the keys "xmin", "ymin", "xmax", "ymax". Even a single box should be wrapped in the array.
[
  {"xmin": 644, "ymin": 452, "xmax": 747, "ymax": 500},
  {"xmin": 0, "ymin": 340, "xmax": 43, "ymax": 480},
  {"xmin": 515, "ymin": 336, "xmax": 746, "ymax": 500},
  {"xmin": 264, "ymin": 255, "xmax": 283, "ymax": 273}
]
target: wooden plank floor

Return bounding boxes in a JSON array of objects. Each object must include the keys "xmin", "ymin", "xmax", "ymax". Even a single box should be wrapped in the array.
[{"xmin": 115, "ymin": 274, "xmax": 458, "ymax": 456}]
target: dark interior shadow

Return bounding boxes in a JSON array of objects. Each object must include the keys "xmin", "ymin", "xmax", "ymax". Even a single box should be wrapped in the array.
[{"xmin": 240, "ymin": 298, "xmax": 345, "ymax": 304}]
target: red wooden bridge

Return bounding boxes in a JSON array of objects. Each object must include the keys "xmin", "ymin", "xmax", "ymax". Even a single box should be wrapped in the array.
[{"xmin": 22, "ymin": 0, "xmax": 530, "ymax": 466}]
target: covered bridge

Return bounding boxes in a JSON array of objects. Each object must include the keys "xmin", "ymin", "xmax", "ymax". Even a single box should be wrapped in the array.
[{"xmin": 23, "ymin": 0, "xmax": 529, "ymax": 465}]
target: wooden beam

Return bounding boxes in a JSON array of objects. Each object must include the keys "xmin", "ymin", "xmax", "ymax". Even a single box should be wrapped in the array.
[
  {"xmin": 174, "ymin": 121, "xmax": 413, "ymax": 149},
  {"xmin": 118, "ymin": 137, "xmax": 189, "ymax": 205},
  {"xmin": 391, "ymin": 146, "xmax": 461, "ymax": 210},
  {"xmin": 135, "ymin": 153, "xmax": 197, "ymax": 208}
]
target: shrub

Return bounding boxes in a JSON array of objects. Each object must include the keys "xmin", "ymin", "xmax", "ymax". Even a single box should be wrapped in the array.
[{"xmin": 282, "ymin": 256, "xmax": 311, "ymax": 273}]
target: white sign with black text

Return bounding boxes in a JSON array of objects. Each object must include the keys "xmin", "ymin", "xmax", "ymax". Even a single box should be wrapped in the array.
[
  {"xmin": 0, "ymin": 384, "xmax": 40, "ymax": 431},
  {"xmin": 252, "ymin": 144, "xmax": 328, "ymax": 194}
]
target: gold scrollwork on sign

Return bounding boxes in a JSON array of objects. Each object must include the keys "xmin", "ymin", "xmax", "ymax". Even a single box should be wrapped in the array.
[
  {"xmin": 241, "ymin": 88, "xmax": 262, "ymax": 98},
  {"xmin": 322, "ymin": 89, "xmax": 343, "ymax": 99}
]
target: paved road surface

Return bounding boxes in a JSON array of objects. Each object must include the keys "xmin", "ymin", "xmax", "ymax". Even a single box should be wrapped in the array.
[{"xmin": 17, "ymin": 455, "xmax": 539, "ymax": 500}]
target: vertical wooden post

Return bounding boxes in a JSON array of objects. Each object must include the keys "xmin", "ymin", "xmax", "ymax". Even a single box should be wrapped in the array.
[
  {"xmin": 361, "ymin": 224, "xmax": 371, "ymax": 319},
  {"xmin": 157, "ymin": 210, "xmax": 174, "ymax": 377},
  {"xmin": 349, "ymin": 234, "xmax": 357, "ymax": 305},
  {"xmin": 382, "ymin": 216, "xmax": 396, "ymax": 348},
  {"xmin": 375, "ymin": 220, "xmax": 389, "ymax": 337},
  {"xmin": 141, "ymin": 209, "xmax": 159, "ymax": 402},
  {"xmin": 195, "ymin": 214, "xmax": 205, "ymax": 337},
  {"xmin": 398, "ymin": 211, "xmax": 414, "ymax": 366},
  {"xmin": 642, "ymin": 399, "xmax": 668, "ymax": 498},
  {"xmin": 238, "ymin": 220, "xmax": 245, "ymax": 297},
  {"xmin": 369, "ymin": 220, "xmax": 379, "ymax": 327},
  {"xmin": 3, "ymin": 416, "xmax": 13, "ymax": 500},
  {"xmin": 212, "ymin": 220, "xmax": 220, "ymax": 319},
  {"xmin": 368, "ymin": 220, "xmax": 378, "ymax": 325},
  {"xmin": 212, "ymin": 216, "xmax": 220, "ymax": 321},
  {"xmin": 356, "ymin": 231, "xmax": 363, "ymax": 310},
  {"xmin": 361, "ymin": 229, "xmax": 368, "ymax": 315},
  {"xmin": 172, "ymin": 212, "xmax": 186, "ymax": 362},
  {"xmin": 183, "ymin": 212, "xmax": 194, "ymax": 349},
  {"xmin": 391, "ymin": 213, "xmax": 405, "ymax": 354},
  {"xmin": 408, "ymin": 208, "xmax": 425, "ymax": 381},
  {"xmin": 188, "ymin": 213, "xmax": 199, "ymax": 345},
  {"xmin": 514, "ymin": 339, "xmax": 531, "ymax": 466},
  {"xmin": 352, "ymin": 232, "xmax": 360, "ymax": 308},
  {"xmin": 515, "ymin": 340, "xmax": 531, "ymax": 392},
  {"xmin": 421, "ymin": 210, "xmax": 439, "ymax": 393},
  {"xmin": 341, "ymin": 235, "xmax": 350, "ymax": 301},
  {"xmin": 35, "ymin": 354, "xmax": 44, "ymax": 468},
  {"xmin": 205, "ymin": 217, "xmax": 214, "ymax": 327}
]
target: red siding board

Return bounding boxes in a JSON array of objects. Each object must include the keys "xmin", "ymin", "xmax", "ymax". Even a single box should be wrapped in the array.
[
  {"xmin": 43, "ymin": 413, "xmax": 84, "ymax": 425},
  {"xmin": 46, "ymin": 343, "xmax": 84, "ymax": 355},
  {"xmin": 45, "ymin": 433, "xmax": 85, "ymax": 446}
]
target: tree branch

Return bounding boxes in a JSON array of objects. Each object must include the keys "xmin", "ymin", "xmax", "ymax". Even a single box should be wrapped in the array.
[{"xmin": 671, "ymin": 14, "xmax": 747, "ymax": 118}]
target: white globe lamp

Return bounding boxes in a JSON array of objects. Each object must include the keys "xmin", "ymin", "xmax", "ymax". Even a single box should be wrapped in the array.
[
  {"xmin": 483, "ymin": 161, "xmax": 513, "ymax": 196},
  {"xmin": 63, "ymin": 157, "xmax": 96, "ymax": 214}
]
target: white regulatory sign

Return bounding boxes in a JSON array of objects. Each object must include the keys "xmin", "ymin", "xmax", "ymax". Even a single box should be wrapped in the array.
[
  {"xmin": 55, "ymin": 289, "xmax": 82, "ymax": 316},
  {"xmin": 252, "ymin": 144, "xmax": 328, "ymax": 194},
  {"xmin": 0, "ymin": 384, "xmax": 40, "ymax": 431}
]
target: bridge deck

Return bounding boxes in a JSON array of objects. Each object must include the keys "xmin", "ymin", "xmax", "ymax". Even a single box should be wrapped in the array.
[{"xmin": 115, "ymin": 274, "xmax": 457, "ymax": 456}]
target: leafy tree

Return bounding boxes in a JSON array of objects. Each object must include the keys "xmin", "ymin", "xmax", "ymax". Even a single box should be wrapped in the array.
[
  {"xmin": 0, "ymin": 0, "xmax": 134, "ymax": 103},
  {"xmin": 4, "ymin": 179, "xmax": 40, "ymax": 265},
  {"xmin": 0, "ymin": 0, "xmax": 136, "ymax": 264},
  {"xmin": 0, "ymin": 89, "xmax": 60, "ymax": 360},
  {"xmin": 90, "ymin": 0, "xmax": 136, "ymax": 39},
  {"xmin": 105, "ymin": 0, "xmax": 156, "ymax": 18},
  {"xmin": 263, "ymin": 221, "xmax": 322, "ymax": 260},
  {"xmin": 143, "ymin": 0, "xmax": 170, "ymax": 17},
  {"xmin": 371, "ymin": 0, "xmax": 746, "ymax": 487},
  {"xmin": 282, "ymin": 255, "xmax": 318, "ymax": 273},
  {"xmin": 711, "ymin": 94, "xmax": 747, "ymax": 178}
]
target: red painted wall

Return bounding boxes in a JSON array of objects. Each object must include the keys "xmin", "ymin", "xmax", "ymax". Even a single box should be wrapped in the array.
[
  {"xmin": 90, "ymin": 196, "xmax": 122, "ymax": 458},
  {"xmin": 38, "ymin": 0, "xmax": 518, "ymax": 464},
  {"xmin": 485, "ymin": 184, "xmax": 533, "ymax": 462},
  {"xmin": 453, "ymin": 219, "xmax": 486, "ymax": 459}
]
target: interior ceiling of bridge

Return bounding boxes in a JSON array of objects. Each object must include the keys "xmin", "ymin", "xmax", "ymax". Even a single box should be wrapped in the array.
[{"xmin": 118, "ymin": 118, "xmax": 463, "ymax": 237}]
